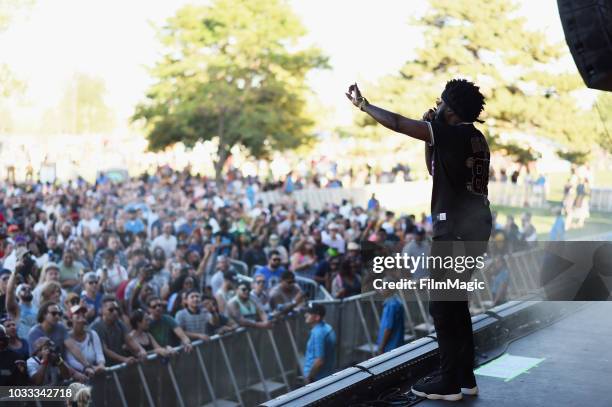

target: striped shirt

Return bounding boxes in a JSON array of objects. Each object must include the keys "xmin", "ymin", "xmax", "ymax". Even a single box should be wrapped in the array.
[{"xmin": 175, "ymin": 308, "xmax": 211, "ymax": 335}]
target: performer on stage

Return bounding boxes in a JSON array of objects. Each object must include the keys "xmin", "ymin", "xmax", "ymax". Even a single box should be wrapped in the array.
[{"xmin": 346, "ymin": 79, "xmax": 492, "ymax": 401}]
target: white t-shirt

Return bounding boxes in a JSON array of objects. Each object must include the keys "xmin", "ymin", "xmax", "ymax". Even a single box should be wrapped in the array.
[
  {"xmin": 152, "ymin": 234, "xmax": 178, "ymax": 258},
  {"xmin": 321, "ymin": 231, "xmax": 346, "ymax": 254},
  {"xmin": 96, "ymin": 264, "xmax": 128, "ymax": 293},
  {"xmin": 65, "ymin": 330, "xmax": 105, "ymax": 372},
  {"xmin": 77, "ymin": 218, "xmax": 100, "ymax": 236}
]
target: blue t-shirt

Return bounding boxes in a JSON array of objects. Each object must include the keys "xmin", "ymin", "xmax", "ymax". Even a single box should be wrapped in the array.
[
  {"xmin": 27, "ymin": 323, "xmax": 69, "ymax": 356},
  {"xmin": 255, "ymin": 266, "xmax": 286, "ymax": 289},
  {"xmin": 81, "ymin": 292, "xmax": 103, "ymax": 320},
  {"xmin": 304, "ymin": 321, "xmax": 336, "ymax": 381},
  {"xmin": 18, "ymin": 303, "xmax": 38, "ymax": 339},
  {"xmin": 125, "ymin": 219, "xmax": 145, "ymax": 235},
  {"xmin": 178, "ymin": 221, "xmax": 196, "ymax": 237},
  {"xmin": 377, "ymin": 296, "xmax": 405, "ymax": 353}
]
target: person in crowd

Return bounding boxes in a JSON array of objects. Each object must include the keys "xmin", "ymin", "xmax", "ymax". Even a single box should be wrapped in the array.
[
  {"xmin": 550, "ymin": 208, "xmax": 566, "ymax": 241},
  {"xmin": 66, "ymin": 382, "xmax": 92, "ymax": 407},
  {"xmin": 331, "ymin": 260, "xmax": 362, "ymax": 299},
  {"xmin": 227, "ymin": 281, "xmax": 273, "ymax": 329},
  {"xmin": 269, "ymin": 271, "xmax": 305, "ymax": 314},
  {"xmin": 90, "ymin": 296, "xmax": 146, "ymax": 366},
  {"xmin": 214, "ymin": 270, "xmax": 237, "ymax": 315},
  {"xmin": 264, "ymin": 234, "xmax": 289, "ymax": 265},
  {"xmin": 80, "ymin": 272, "xmax": 103, "ymax": 323},
  {"xmin": 58, "ymin": 249, "xmax": 84, "ymax": 289},
  {"xmin": 0, "ymin": 324, "xmax": 29, "ymax": 385},
  {"xmin": 504, "ymin": 215, "xmax": 520, "ymax": 251},
  {"xmin": 376, "ymin": 279, "xmax": 405, "ymax": 354},
  {"xmin": 520, "ymin": 212, "xmax": 537, "ymax": 245},
  {"xmin": 40, "ymin": 281, "xmax": 64, "ymax": 311},
  {"xmin": 33, "ymin": 263, "xmax": 66, "ymax": 308},
  {"xmin": 250, "ymin": 274, "xmax": 270, "ymax": 312},
  {"xmin": 303, "ymin": 303, "xmax": 336, "ymax": 384},
  {"xmin": 125, "ymin": 208, "xmax": 145, "ymax": 235},
  {"xmin": 93, "ymin": 234, "xmax": 127, "ymax": 272},
  {"xmin": 242, "ymin": 236, "xmax": 268, "ymax": 272},
  {"xmin": 202, "ymin": 296, "xmax": 237, "ymax": 336},
  {"xmin": 65, "ymin": 304, "xmax": 105, "ymax": 376},
  {"xmin": 209, "ymin": 255, "xmax": 234, "ymax": 294},
  {"xmin": 1, "ymin": 316, "xmax": 29, "ymax": 360},
  {"xmin": 167, "ymin": 273, "xmax": 197, "ymax": 315},
  {"xmin": 146, "ymin": 295, "xmax": 192, "ymax": 351},
  {"xmin": 27, "ymin": 336, "xmax": 85, "ymax": 385},
  {"xmin": 402, "ymin": 227, "xmax": 430, "ymax": 279},
  {"xmin": 175, "ymin": 290, "xmax": 211, "ymax": 342},
  {"xmin": 255, "ymin": 250, "xmax": 286, "ymax": 289},
  {"xmin": 321, "ymin": 223, "xmax": 346, "ymax": 254},
  {"xmin": 128, "ymin": 309, "xmax": 175, "ymax": 357},
  {"xmin": 0, "ymin": 268, "xmax": 10, "ymax": 316},
  {"xmin": 290, "ymin": 240, "xmax": 318, "ymax": 280},
  {"xmin": 28, "ymin": 301, "xmax": 80, "ymax": 359},
  {"xmin": 152, "ymin": 222, "xmax": 178, "ymax": 259},
  {"xmin": 314, "ymin": 249, "xmax": 341, "ymax": 293},
  {"xmin": 6, "ymin": 261, "xmax": 38, "ymax": 338},
  {"xmin": 96, "ymin": 249, "xmax": 128, "ymax": 294}
]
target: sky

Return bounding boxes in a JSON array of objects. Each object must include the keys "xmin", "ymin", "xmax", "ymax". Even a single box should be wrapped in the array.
[{"xmin": 0, "ymin": 0, "xmax": 582, "ymax": 130}]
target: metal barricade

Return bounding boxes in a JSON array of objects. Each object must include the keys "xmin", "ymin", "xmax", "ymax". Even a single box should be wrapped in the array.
[{"xmin": 92, "ymin": 244, "xmax": 552, "ymax": 406}]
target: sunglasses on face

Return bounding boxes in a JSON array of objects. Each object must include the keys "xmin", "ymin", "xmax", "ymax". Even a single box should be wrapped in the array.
[
  {"xmin": 107, "ymin": 307, "xmax": 119, "ymax": 313},
  {"xmin": 255, "ymin": 280, "xmax": 265, "ymax": 285},
  {"xmin": 49, "ymin": 311, "xmax": 62, "ymax": 317},
  {"xmin": 239, "ymin": 287, "xmax": 249, "ymax": 292},
  {"xmin": 87, "ymin": 280, "xmax": 98, "ymax": 285},
  {"xmin": 271, "ymin": 258, "xmax": 281, "ymax": 262},
  {"xmin": 150, "ymin": 303, "xmax": 163, "ymax": 309}
]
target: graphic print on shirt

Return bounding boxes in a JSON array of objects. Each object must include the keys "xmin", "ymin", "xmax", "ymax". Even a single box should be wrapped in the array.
[{"xmin": 465, "ymin": 135, "xmax": 489, "ymax": 196}]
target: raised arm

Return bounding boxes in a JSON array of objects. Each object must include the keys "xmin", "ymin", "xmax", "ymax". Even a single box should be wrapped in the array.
[{"xmin": 346, "ymin": 83, "xmax": 432, "ymax": 144}]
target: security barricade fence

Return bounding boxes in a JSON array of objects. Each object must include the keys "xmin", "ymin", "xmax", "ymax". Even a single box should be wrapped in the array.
[
  {"xmin": 258, "ymin": 181, "xmax": 612, "ymax": 213},
  {"xmin": 90, "ymin": 243, "xmax": 553, "ymax": 407}
]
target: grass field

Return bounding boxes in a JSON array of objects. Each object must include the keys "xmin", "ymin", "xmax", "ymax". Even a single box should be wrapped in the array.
[
  {"xmin": 546, "ymin": 170, "xmax": 612, "ymax": 203},
  {"xmin": 491, "ymin": 205, "xmax": 612, "ymax": 240},
  {"xmin": 394, "ymin": 202, "xmax": 612, "ymax": 241}
]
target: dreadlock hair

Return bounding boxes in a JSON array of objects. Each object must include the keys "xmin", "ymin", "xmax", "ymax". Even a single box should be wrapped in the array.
[{"xmin": 441, "ymin": 79, "xmax": 485, "ymax": 123}]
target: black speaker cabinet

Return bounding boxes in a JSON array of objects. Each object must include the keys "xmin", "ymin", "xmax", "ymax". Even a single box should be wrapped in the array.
[{"xmin": 558, "ymin": 0, "xmax": 612, "ymax": 91}]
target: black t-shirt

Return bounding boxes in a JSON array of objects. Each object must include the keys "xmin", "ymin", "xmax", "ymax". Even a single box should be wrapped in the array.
[
  {"xmin": 429, "ymin": 121, "xmax": 491, "ymax": 237},
  {"xmin": 0, "ymin": 349, "xmax": 28, "ymax": 386}
]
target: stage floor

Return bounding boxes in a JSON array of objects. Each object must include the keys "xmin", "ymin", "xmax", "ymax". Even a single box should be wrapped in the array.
[{"xmin": 420, "ymin": 302, "xmax": 612, "ymax": 407}]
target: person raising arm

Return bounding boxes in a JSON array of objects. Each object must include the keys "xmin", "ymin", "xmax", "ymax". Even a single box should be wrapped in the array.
[{"xmin": 345, "ymin": 83, "xmax": 432, "ymax": 144}]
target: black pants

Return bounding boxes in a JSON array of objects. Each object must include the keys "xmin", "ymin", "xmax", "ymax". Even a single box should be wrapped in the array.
[{"xmin": 428, "ymin": 223, "xmax": 491, "ymax": 385}]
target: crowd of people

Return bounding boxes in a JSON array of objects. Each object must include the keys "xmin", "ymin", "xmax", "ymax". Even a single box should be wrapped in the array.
[
  {"xmin": 0, "ymin": 163, "xmax": 585, "ymax": 392},
  {"xmin": 0, "ymin": 165, "xmax": 440, "ymax": 389}
]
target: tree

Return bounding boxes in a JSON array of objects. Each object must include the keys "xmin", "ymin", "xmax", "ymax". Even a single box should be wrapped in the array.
[
  {"xmin": 353, "ymin": 0, "xmax": 599, "ymax": 151},
  {"xmin": 594, "ymin": 92, "xmax": 612, "ymax": 154},
  {"xmin": 557, "ymin": 149, "xmax": 590, "ymax": 166},
  {"xmin": 132, "ymin": 0, "xmax": 328, "ymax": 182},
  {"xmin": 42, "ymin": 73, "xmax": 115, "ymax": 134}
]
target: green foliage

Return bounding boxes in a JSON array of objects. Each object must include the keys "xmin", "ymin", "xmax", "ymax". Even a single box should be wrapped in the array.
[
  {"xmin": 353, "ymin": 0, "xmax": 598, "ymax": 150},
  {"xmin": 500, "ymin": 142, "xmax": 540, "ymax": 165},
  {"xmin": 0, "ymin": 0, "xmax": 34, "ymax": 99},
  {"xmin": 594, "ymin": 92, "xmax": 612, "ymax": 153},
  {"xmin": 42, "ymin": 73, "xmax": 115, "ymax": 134},
  {"xmin": 133, "ymin": 0, "xmax": 328, "ymax": 180},
  {"xmin": 556, "ymin": 149, "xmax": 590, "ymax": 166}
]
